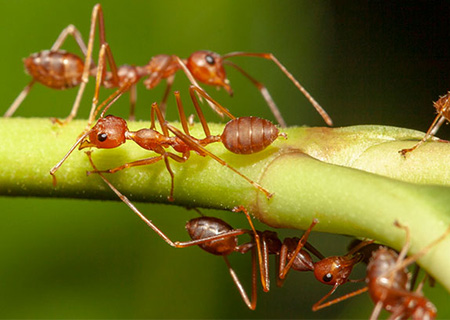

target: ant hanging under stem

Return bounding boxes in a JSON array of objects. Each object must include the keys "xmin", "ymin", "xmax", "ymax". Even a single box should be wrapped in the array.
[
  {"xmin": 259, "ymin": 218, "xmax": 373, "ymax": 310},
  {"xmin": 50, "ymin": 86, "xmax": 286, "ymax": 200},
  {"xmin": 5, "ymin": 4, "xmax": 332, "ymax": 128},
  {"xmin": 183, "ymin": 206, "xmax": 266, "ymax": 310},
  {"xmin": 77, "ymin": 163, "xmax": 265, "ymax": 310},
  {"xmin": 399, "ymin": 91, "xmax": 450, "ymax": 157},
  {"xmin": 314, "ymin": 221, "xmax": 450, "ymax": 320},
  {"xmin": 230, "ymin": 211, "xmax": 372, "ymax": 307}
]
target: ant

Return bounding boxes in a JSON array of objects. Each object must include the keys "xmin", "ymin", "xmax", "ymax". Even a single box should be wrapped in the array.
[
  {"xmin": 254, "ymin": 219, "xmax": 373, "ymax": 310},
  {"xmin": 313, "ymin": 221, "xmax": 450, "ymax": 319},
  {"xmin": 5, "ymin": 4, "xmax": 332, "ymax": 128},
  {"xmin": 399, "ymin": 91, "xmax": 450, "ymax": 157},
  {"xmin": 50, "ymin": 86, "xmax": 286, "ymax": 201},
  {"xmin": 183, "ymin": 206, "xmax": 265, "ymax": 310},
  {"xmin": 4, "ymin": 4, "xmax": 220, "ymax": 126},
  {"xmin": 80, "ymin": 161, "xmax": 265, "ymax": 310}
]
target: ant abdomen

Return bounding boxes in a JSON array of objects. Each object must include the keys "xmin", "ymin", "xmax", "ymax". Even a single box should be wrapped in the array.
[
  {"xmin": 221, "ymin": 117, "xmax": 281, "ymax": 154},
  {"xmin": 24, "ymin": 50, "xmax": 85, "ymax": 89},
  {"xmin": 186, "ymin": 217, "xmax": 237, "ymax": 256}
]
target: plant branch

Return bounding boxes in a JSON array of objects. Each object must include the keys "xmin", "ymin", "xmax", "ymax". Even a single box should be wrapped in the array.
[{"xmin": 1, "ymin": 117, "xmax": 450, "ymax": 292}]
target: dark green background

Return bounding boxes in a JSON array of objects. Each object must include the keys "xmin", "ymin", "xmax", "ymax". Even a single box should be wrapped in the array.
[{"xmin": 1, "ymin": 1, "xmax": 449, "ymax": 318}]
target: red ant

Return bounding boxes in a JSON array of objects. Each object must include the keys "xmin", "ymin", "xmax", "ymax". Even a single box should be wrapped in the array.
[
  {"xmin": 4, "ymin": 5, "xmax": 116, "ymax": 123},
  {"xmin": 5, "ymin": 4, "xmax": 332, "ymax": 128},
  {"xmin": 313, "ymin": 221, "xmax": 450, "ymax": 319},
  {"xmin": 399, "ymin": 91, "xmax": 450, "ymax": 157},
  {"xmin": 50, "ymin": 86, "xmax": 286, "ymax": 200},
  {"xmin": 79, "ymin": 161, "xmax": 264, "ymax": 310},
  {"xmin": 3, "ymin": 4, "xmax": 217, "ymax": 125},
  {"xmin": 252, "ymin": 219, "xmax": 373, "ymax": 309}
]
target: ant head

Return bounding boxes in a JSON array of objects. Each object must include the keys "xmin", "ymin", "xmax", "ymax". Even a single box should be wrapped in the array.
[
  {"xmin": 79, "ymin": 115, "xmax": 128, "ymax": 150},
  {"xmin": 313, "ymin": 254, "xmax": 361, "ymax": 286},
  {"xmin": 187, "ymin": 51, "xmax": 233, "ymax": 95}
]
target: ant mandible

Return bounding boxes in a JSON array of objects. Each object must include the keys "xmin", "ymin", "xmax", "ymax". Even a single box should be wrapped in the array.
[
  {"xmin": 50, "ymin": 86, "xmax": 286, "ymax": 200},
  {"xmin": 5, "ymin": 4, "xmax": 333, "ymax": 128},
  {"xmin": 399, "ymin": 91, "xmax": 450, "ymax": 157},
  {"xmin": 313, "ymin": 221, "xmax": 450, "ymax": 319}
]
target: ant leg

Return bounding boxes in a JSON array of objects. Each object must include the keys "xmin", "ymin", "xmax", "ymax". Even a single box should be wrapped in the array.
[
  {"xmin": 391, "ymin": 223, "xmax": 450, "ymax": 274},
  {"xmin": 51, "ymin": 24, "xmax": 87, "ymax": 55},
  {"xmin": 279, "ymin": 218, "xmax": 319, "ymax": 279},
  {"xmin": 223, "ymin": 254, "xmax": 257, "ymax": 310},
  {"xmin": 369, "ymin": 301, "xmax": 384, "ymax": 320},
  {"xmin": 233, "ymin": 206, "xmax": 269, "ymax": 292},
  {"xmin": 159, "ymin": 74, "xmax": 175, "ymax": 116},
  {"xmin": 399, "ymin": 114, "xmax": 446, "ymax": 157},
  {"xmin": 173, "ymin": 91, "xmax": 191, "ymax": 135},
  {"xmin": 86, "ymin": 155, "xmax": 164, "ymax": 175},
  {"xmin": 166, "ymin": 124, "xmax": 273, "ymax": 199},
  {"xmin": 312, "ymin": 286, "xmax": 369, "ymax": 311},
  {"xmin": 163, "ymin": 154, "xmax": 176, "ymax": 202},
  {"xmin": 223, "ymin": 60, "xmax": 286, "ymax": 128},
  {"xmin": 129, "ymin": 84, "xmax": 137, "ymax": 121},
  {"xmin": 222, "ymin": 52, "xmax": 333, "ymax": 126},
  {"xmin": 189, "ymin": 84, "xmax": 236, "ymax": 120},
  {"xmin": 4, "ymin": 80, "xmax": 36, "ymax": 117},
  {"xmin": 188, "ymin": 86, "xmax": 214, "ymax": 137},
  {"xmin": 49, "ymin": 128, "xmax": 93, "ymax": 185},
  {"xmin": 87, "ymin": 43, "xmax": 130, "ymax": 124},
  {"xmin": 151, "ymin": 102, "xmax": 170, "ymax": 136},
  {"xmin": 83, "ymin": 4, "xmax": 118, "ymax": 84}
]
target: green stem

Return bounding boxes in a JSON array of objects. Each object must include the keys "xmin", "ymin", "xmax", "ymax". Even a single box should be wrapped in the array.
[{"xmin": 1, "ymin": 118, "xmax": 450, "ymax": 291}]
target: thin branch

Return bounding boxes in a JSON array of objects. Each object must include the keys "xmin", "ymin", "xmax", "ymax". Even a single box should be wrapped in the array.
[{"xmin": 1, "ymin": 117, "xmax": 450, "ymax": 292}]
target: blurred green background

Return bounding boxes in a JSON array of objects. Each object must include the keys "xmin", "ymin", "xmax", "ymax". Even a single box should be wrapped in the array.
[{"xmin": 1, "ymin": 1, "xmax": 450, "ymax": 318}]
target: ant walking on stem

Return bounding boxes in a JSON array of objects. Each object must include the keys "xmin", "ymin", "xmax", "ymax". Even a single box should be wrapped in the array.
[
  {"xmin": 313, "ymin": 221, "xmax": 450, "ymax": 319},
  {"xmin": 5, "ymin": 4, "xmax": 332, "ymax": 128},
  {"xmin": 50, "ymin": 85, "xmax": 286, "ymax": 200}
]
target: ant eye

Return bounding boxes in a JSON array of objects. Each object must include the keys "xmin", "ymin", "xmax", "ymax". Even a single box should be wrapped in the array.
[
  {"xmin": 323, "ymin": 273, "xmax": 333, "ymax": 282},
  {"xmin": 97, "ymin": 133, "xmax": 108, "ymax": 142},
  {"xmin": 205, "ymin": 54, "xmax": 215, "ymax": 65}
]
